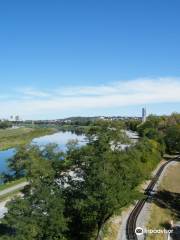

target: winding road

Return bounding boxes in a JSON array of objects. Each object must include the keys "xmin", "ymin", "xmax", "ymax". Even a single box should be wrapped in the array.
[{"xmin": 126, "ymin": 156, "xmax": 180, "ymax": 240}]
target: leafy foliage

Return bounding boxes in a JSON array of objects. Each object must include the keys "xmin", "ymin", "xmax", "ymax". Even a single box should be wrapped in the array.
[
  {"xmin": 0, "ymin": 120, "xmax": 163, "ymax": 239},
  {"xmin": 137, "ymin": 113, "xmax": 180, "ymax": 154},
  {"xmin": 0, "ymin": 121, "xmax": 12, "ymax": 129}
]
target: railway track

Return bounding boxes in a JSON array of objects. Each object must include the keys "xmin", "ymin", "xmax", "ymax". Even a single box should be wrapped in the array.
[{"xmin": 126, "ymin": 156, "xmax": 179, "ymax": 240}]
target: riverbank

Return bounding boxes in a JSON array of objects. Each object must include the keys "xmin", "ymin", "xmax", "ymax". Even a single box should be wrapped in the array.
[
  {"xmin": 57, "ymin": 124, "xmax": 91, "ymax": 133},
  {"xmin": 0, "ymin": 127, "xmax": 57, "ymax": 151}
]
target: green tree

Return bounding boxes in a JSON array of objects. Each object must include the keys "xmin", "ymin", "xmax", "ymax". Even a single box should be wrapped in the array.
[
  {"xmin": 1, "ymin": 146, "xmax": 68, "ymax": 240},
  {"xmin": 1, "ymin": 120, "xmax": 163, "ymax": 240},
  {"xmin": 165, "ymin": 125, "xmax": 180, "ymax": 153}
]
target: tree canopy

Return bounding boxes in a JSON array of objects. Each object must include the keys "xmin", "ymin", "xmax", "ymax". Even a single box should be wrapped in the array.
[{"xmin": 0, "ymin": 120, "xmax": 165, "ymax": 239}]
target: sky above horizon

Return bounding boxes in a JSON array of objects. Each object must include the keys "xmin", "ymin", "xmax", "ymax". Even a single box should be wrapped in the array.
[{"xmin": 0, "ymin": 0, "xmax": 180, "ymax": 120}]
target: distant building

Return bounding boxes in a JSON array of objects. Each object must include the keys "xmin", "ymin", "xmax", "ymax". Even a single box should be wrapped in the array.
[
  {"xmin": 15, "ymin": 115, "xmax": 20, "ymax": 122},
  {"xmin": 142, "ymin": 108, "xmax": 147, "ymax": 122}
]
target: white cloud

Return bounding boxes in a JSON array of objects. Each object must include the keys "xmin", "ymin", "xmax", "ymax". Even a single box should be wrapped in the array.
[
  {"xmin": 1, "ymin": 77, "xmax": 180, "ymax": 119},
  {"xmin": 17, "ymin": 87, "xmax": 50, "ymax": 98}
]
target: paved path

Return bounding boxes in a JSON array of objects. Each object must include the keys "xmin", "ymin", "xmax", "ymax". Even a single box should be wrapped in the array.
[
  {"xmin": 0, "ymin": 182, "xmax": 27, "ymax": 219},
  {"xmin": 118, "ymin": 159, "xmax": 180, "ymax": 240},
  {"xmin": 0, "ymin": 182, "xmax": 27, "ymax": 197}
]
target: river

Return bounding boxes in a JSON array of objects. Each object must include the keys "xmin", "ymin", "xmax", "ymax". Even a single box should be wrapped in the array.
[{"xmin": 0, "ymin": 131, "xmax": 85, "ymax": 175}]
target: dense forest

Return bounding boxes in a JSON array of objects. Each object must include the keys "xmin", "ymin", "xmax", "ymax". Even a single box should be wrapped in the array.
[{"xmin": 0, "ymin": 114, "xmax": 179, "ymax": 240}]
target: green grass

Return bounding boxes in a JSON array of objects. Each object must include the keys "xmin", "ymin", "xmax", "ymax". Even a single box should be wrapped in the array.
[
  {"xmin": 147, "ymin": 163, "xmax": 180, "ymax": 240},
  {"xmin": 0, "ymin": 178, "xmax": 26, "ymax": 192},
  {"xmin": 0, "ymin": 127, "xmax": 57, "ymax": 151},
  {"xmin": 101, "ymin": 215, "xmax": 121, "ymax": 240}
]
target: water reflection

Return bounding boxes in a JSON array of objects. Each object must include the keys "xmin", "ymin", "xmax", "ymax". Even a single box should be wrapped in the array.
[
  {"xmin": 32, "ymin": 131, "xmax": 85, "ymax": 151},
  {"xmin": 0, "ymin": 149, "xmax": 15, "ymax": 176},
  {"xmin": 0, "ymin": 131, "xmax": 85, "ymax": 175}
]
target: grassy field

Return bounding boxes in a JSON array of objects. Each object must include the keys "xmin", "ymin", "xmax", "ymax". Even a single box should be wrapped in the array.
[
  {"xmin": 146, "ymin": 162, "xmax": 180, "ymax": 240},
  {"xmin": 0, "ymin": 127, "xmax": 56, "ymax": 150}
]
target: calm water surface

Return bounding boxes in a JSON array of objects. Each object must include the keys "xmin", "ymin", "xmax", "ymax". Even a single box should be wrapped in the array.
[
  {"xmin": 32, "ymin": 131, "xmax": 85, "ymax": 150},
  {"xmin": 0, "ymin": 148, "xmax": 15, "ymax": 174},
  {"xmin": 0, "ymin": 131, "xmax": 85, "ymax": 175}
]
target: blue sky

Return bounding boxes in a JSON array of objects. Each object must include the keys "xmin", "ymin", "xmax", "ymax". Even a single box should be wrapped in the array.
[{"xmin": 0, "ymin": 0, "xmax": 180, "ymax": 119}]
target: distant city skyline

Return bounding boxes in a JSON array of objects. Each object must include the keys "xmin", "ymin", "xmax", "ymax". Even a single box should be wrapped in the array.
[
  {"xmin": 0, "ymin": 77, "xmax": 180, "ymax": 120},
  {"xmin": 0, "ymin": 1, "xmax": 180, "ymax": 119}
]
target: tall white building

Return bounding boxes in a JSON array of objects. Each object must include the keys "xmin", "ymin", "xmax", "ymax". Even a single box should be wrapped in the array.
[{"xmin": 142, "ymin": 108, "xmax": 147, "ymax": 122}]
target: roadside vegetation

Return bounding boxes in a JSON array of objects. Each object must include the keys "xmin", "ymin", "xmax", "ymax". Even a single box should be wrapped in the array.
[
  {"xmin": 128, "ymin": 113, "xmax": 180, "ymax": 240},
  {"xmin": 0, "ymin": 189, "xmax": 23, "ymax": 203},
  {"xmin": 146, "ymin": 163, "xmax": 180, "ymax": 240}
]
